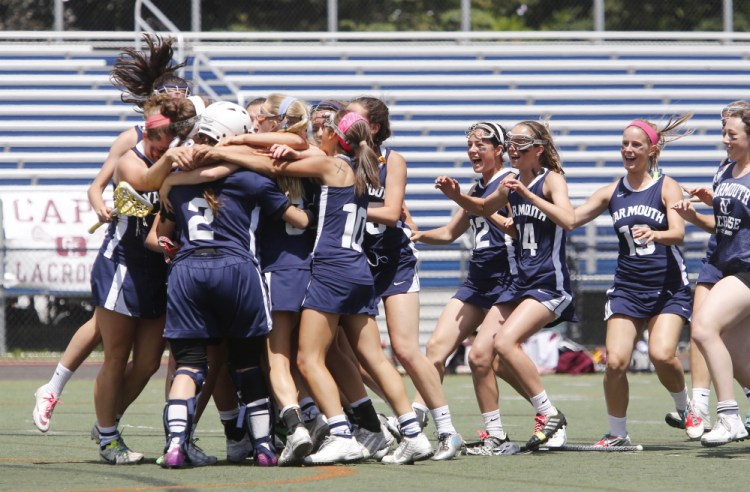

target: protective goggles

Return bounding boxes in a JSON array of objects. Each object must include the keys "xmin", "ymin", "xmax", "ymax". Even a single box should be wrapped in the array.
[
  {"xmin": 465, "ymin": 122, "xmax": 505, "ymax": 146},
  {"xmin": 256, "ymin": 112, "xmax": 283, "ymax": 123},
  {"xmin": 154, "ymin": 84, "xmax": 191, "ymax": 97},
  {"xmin": 323, "ymin": 115, "xmax": 354, "ymax": 150},
  {"xmin": 506, "ymin": 132, "xmax": 547, "ymax": 151}
]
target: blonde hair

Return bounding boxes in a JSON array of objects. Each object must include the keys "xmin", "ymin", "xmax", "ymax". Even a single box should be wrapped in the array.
[
  {"xmin": 517, "ymin": 120, "xmax": 564, "ymax": 175},
  {"xmin": 264, "ymin": 93, "xmax": 310, "ymax": 201},
  {"xmin": 630, "ymin": 113, "xmax": 694, "ymax": 176}
]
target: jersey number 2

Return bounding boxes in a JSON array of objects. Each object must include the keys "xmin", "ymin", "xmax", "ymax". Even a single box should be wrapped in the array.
[{"xmin": 188, "ymin": 197, "xmax": 215, "ymax": 241}]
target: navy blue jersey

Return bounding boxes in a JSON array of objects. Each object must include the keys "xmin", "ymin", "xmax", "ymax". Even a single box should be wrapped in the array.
[
  {"xmin": 363, "ymin": 147, "xmax": 413, "ymax": 252},
  {"xmin": 608, "ymin": 176, "xmax": 689, "ymax": 290},
  {"xmin": 468, "ymin": 168, "xmax": 518, "ymax": 280},
  {"xmin": 168, "ymin": 169, "xmax": 290, "ymax": 263},
  {"xmin": 257, "ymin": 179, "xmax": 319, "ymax": 272},
  {"xmin": 508, "ymin": 169, "xmax": 572, "ymax": 294},
  {"xmin": 99, "ymin": 140, "xmax": 163, "ymax": 268},
  {"xmin": 702, "ymin": 159, "xmax": 732, "ymax": 270},
  {"xmin": 311, "ymin": 157, "xmax": 372, "ymax": 285},
  {"xmin": 710, "ymin": 161, "xmax": 750, "ymax": 274}
]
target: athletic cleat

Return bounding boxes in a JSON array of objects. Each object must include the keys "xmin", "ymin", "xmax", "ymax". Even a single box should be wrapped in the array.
[
  {"xmin": 745, "ymin": 412, "xmax": 750, "ymax": 434},
  {"xmin": 665, "ymin": 410, "xmax": 686, "ymax": 430},
  {"xmin": 414, "ymin": 407, "xmax": 429, "ymax": 430},
  {"xmin": 278, "ymin": 426, "xmax": 313, "ymax": 466},
  {"xmin": 302, "ymin": 435, "xmax": 364, "ymax": 465},
  {"xmin": 432, "ymin": 432, "xmax": 464, "ymax": 461},
  {"xmin": 99, "ymin": 436, "xmax": 144, "ymax": 465},
  {"xmin": 354, "ymin": 426, "xmax": 389, "ymax": 460},
  {"xmin": 306, "ymin": 414, "xmax": 329, "ymax": 452},
  {"xmin": 185, "ymin": 439, "xmax": 218, "ymax": 466},
  {"xmin": 381, "ymin": 433, "xmax": 433, "ymax": 465},
  {"xmin": 160, "ymin": 446, "xmax": 186, "ymax": 469},
  {"xmin": 700, "ymin": 413, "xmax": 748, "ymax": 447},
  {"xmin": 593, "ymin": 434, "xmax": 632, "ymax": 448},
  {"xmin": 546, "ymin": 425, "xmax": 567, "ymax": 448},
  {"xmin": 685, "ymin": 405, "xmax": 710, "ymax": 440},
  {"xmin": 379, "ymin": 413, "xmax": 402, "ymax": 443},
  {"xmin": 226, "ymin": 434, "xmax": 252, "ymax": 463},
  {"xmin": 465, "ymin": 434, "xmax": 519, "ymax": 456},
  {"xmin": 90, "ymin": 422, "xmax": 101, "ymax": 444},
  {"xmin": 526, "ymin": 410, "xmax": 567, "ymax": 451},
  {"xmin": 32, "ymin": 386, "xmax": 60, "ymax": 433},
  {"xmin": 253, "ymin": 443, "xmax": 278, "ymax": 467}
]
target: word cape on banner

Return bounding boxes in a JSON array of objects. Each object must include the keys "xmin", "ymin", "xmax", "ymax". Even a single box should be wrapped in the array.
[{"xmin": 1, "ymin": 187, "xmax": 110, "ymax": 293}]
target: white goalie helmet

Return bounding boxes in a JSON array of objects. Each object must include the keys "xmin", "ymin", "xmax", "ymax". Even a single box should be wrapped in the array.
[{"xmin": 197, "ymin": 101, "xmax": 251, "ymax": 141}]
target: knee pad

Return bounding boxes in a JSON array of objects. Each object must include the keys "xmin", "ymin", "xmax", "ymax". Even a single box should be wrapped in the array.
[{"xmin": 174, "ymin": 367, "xmax": 207, "ymax": 395}]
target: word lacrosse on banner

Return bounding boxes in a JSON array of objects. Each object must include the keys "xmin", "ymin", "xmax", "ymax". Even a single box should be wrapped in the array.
[{"xmin": 1, "ymin": 187, "xmax": 110, "ymax": 293}]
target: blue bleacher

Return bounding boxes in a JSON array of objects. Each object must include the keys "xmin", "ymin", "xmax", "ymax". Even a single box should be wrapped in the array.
[{"xmin": 0, "ymin": 38, "xmax": 744, "ymax": 289}]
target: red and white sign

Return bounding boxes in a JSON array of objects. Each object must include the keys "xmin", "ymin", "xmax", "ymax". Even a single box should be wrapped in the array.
[{"xmin": 2, "ymin": 187, "xmax": 110, "ymax": 293}]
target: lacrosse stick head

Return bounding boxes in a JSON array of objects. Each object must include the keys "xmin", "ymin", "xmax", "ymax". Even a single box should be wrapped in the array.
[{"xmin": 112, "ymin": 181, "xmax": 153, "ymax": 217}]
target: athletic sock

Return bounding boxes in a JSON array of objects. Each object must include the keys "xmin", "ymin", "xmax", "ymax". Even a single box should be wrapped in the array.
[
  {"xmin": 716, "ymin": 399, "xmax": 739, "ymax": 416},
  {"xmin": 398, "ymin": 412, "xmax": 421, "ymax": 438},
  {"xmin": 530, "ymin": 391, "xmax": 555, "ymax": 417},
  {"xmin": 47, "ymin": 363, "xmax": 73, "ymax": 397},
  {"xmin": 246, "ymin": 398, "xmax": 272, "ymax": 442},
  {"xmin": 350, "ymin": 398, "xmax": 381, "ymax": 433},
  {"xmin": 607, "ymin": 415, "xmax": 627, "ymax": 438},
  {"xmin": 327, "ymin": 414, "xmax": 352, "ymax": 437},
  {"xmin": 166, "ymin": 400, "xmax": 189, "ymax": 448},
  {"xmin": 670, "ymin": 387, "xmax": 689, "ymax": 412},
  {"xmin": 482, "ymin": 409, "xmax": 506, "ymax": 440},
  {"xmin": 300, "ymin": 397, "xmax": 321, "ymax": 423},
  {"xmin": 431, "ymin": 405, "xmax": 456, "ymax": 435},
  {"xmin": 98, "ymin": 424, "xmax": 118, "ymax": 447},
  {"xmin": 692, "ymin": 388, "xmax": 710, "ymax": 415}
]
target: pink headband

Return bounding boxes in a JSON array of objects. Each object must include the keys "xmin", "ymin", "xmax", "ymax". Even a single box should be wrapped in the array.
[
  {"xmin": 627, "ymin": 121, "xmax": 659, "ymax": 145},
  {"xmin": 335, "ymin": 112, "xmax": 368, "ymax": 151},
  {"xmin": 145, "ymin": 114, "xmax": 171, "ymax": 130}
]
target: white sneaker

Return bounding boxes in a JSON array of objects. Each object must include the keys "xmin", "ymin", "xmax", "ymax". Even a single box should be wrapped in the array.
[
  {"xmin": 382, "ymin": 433, "xmax": 433, "ymax": 465},
  {"xmin": 99, "ymin": 436, "xmax": 144, "ymax": 465},
  {"xmin": 432, "ymin": 432, "xmax": 464, "ymax": 460},
  {"xmin": 546, "ymin": 425, "xmax": 567, "ymax": 448},
  {"xmin": 701, "ymin": 413, "xmax": 748, "ymax": 447},
  {"xmin": 32, "ymin": 385, "xmax": 60, "ymax": 432},
  {"xmin": 278, "ymin": 426, "xmax": 313, "ymax": 466},
  {"xmin": 90, "ymin": 422, "xmax": 101, "ymax": 443},
  {"xmin": 354, "ymin": 426, "xmax": 389, "ymax": 459},
  {"xmin": 302, "ymin": 435, "xmax": 364, "ymax": 465},
  {"xmin": 378, "ymin": 413, "xmax": 401, "ymax": 444},
  {"xmin": 685, "ymin": 404, "xmax": 711, "ymax": 440},
  {"xmin": 226, "ymin": 434, "xmax": 252, "ymax": 463},
  {"xmin": 306, "ymin": 414, "xmax": 329, "ymax": 452}
]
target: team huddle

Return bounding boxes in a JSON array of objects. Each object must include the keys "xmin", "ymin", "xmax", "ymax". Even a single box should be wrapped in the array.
[{"xmin": 30, "ymin": 35, "xmax": 750, "ymax": 467}]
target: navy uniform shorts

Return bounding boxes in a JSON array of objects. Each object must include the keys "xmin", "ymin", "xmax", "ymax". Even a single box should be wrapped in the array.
[
  {"xmin": 454, "ymin": 272, "xmax": 515, "ymax": 310},
  {"xmin": 368, "ymin": 247, "xmax": 420, "ymax": 299},
  {"xmin": 90, "ymin": 254, "xmax": 166, "ymax": 319},
  {"xmin": 302, "ymin": 273, "xmax": 378, "ymax": 316},
  {"xmin": 604, "ymin": 284, "xmax": 692, "ymax": 321},
  {"xmin": 165, "ymin": 254, "xmax": 271, "ymax": 340},
  {"xmin": 264, "ymin": 268, "xmax": 312, "ymax": 312},
  {"xmin": 696, "ymin": 260, "xmax": 722, "ymax": 286}
]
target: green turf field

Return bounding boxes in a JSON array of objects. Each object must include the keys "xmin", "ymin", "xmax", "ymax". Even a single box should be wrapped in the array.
[{"xmin": 2, "ymin": 371, "xmax": 749, "ymax": 491}]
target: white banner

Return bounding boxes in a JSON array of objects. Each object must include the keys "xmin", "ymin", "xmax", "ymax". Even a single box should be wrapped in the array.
[{"xmin": 1, "ymin": 187, "xmax": 110, "ymax": 293}]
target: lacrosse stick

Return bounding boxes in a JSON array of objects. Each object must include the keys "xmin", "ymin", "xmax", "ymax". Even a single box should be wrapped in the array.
[{"xmin": 88, "ymin": 181, "xmax": 153, "ymax": 234}]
